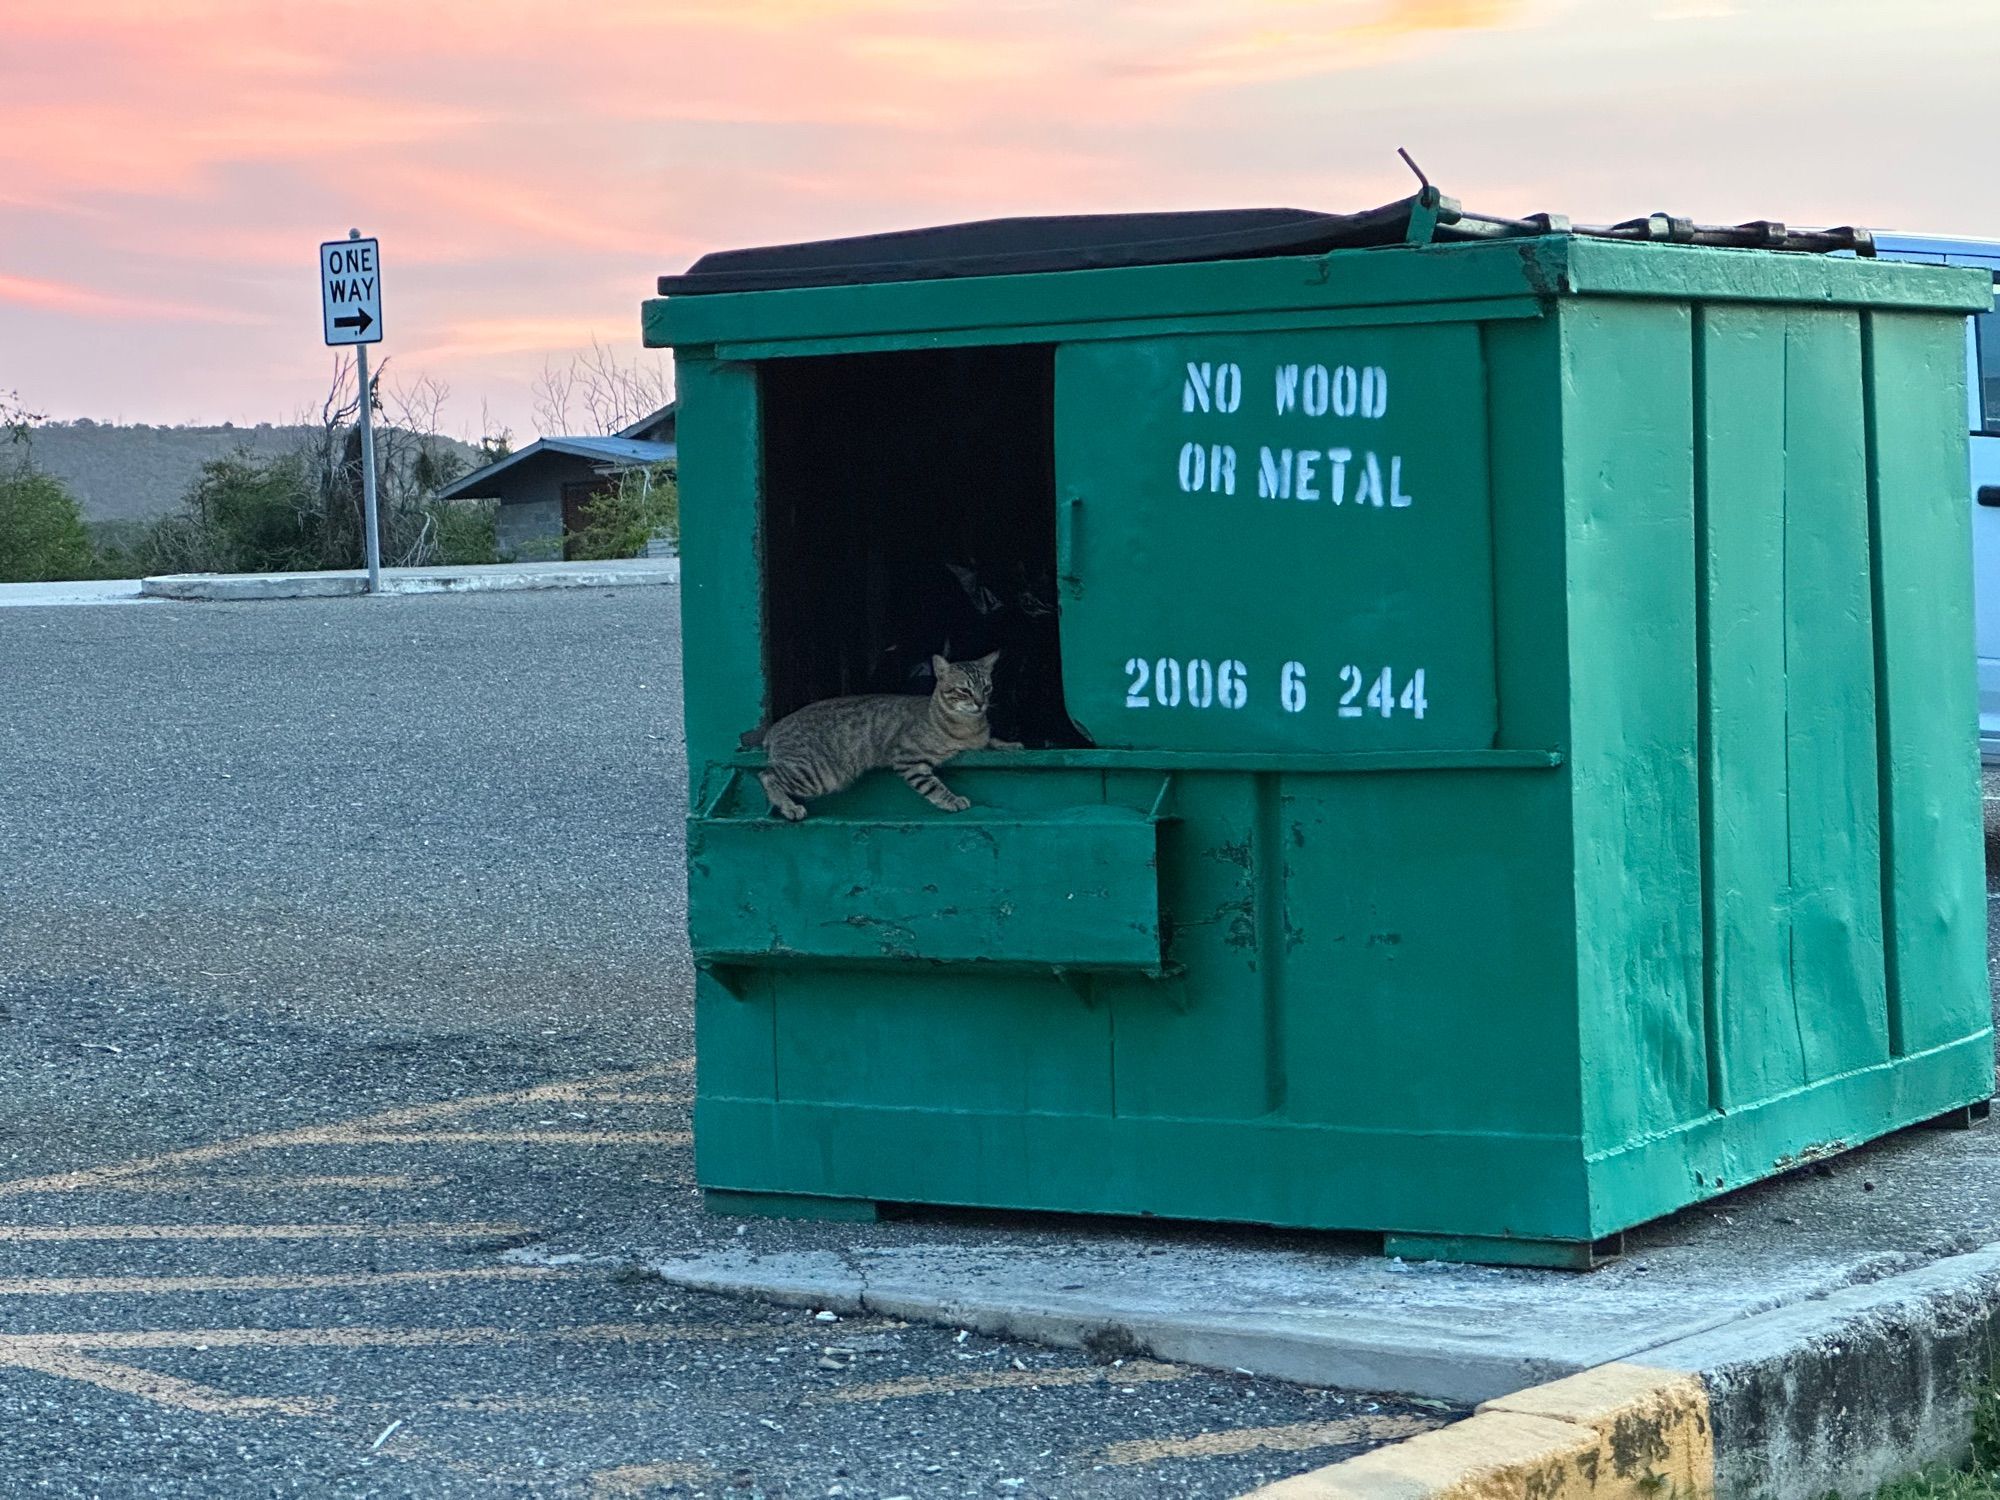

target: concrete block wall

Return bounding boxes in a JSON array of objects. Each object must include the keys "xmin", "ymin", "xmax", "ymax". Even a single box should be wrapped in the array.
[{"xmin": 496, "ymin": 499, "xmax": 563, "ymax": 562}]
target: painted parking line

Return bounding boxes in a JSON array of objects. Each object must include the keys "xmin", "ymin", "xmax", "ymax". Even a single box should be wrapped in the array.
[
  {"xmin": 0, "ymin": 1221, "xmax": 527, "ymax": 1242},
  {"xmin": 592, "ymin": 1462, "xmax": 720, "ymax": 1497},
  {"xmin": 810, "ymin": 1359, "xmax": 1190, "ymax": 1405},
  {"xmin": 0, "ymin": 1061, "xmax": 691, "ymax": 1198},
  {"xmin": 569, "ymin": 1092, "xmax": 690, "ymax": 1107},
  {"xmin": 83, "ymin": 1173, "xmax": 449, "ymax": 1193},
  {"xmin": 0, "ymin": 1266, "xmax": 561, "ymax": 1296},
  {"xmin": 0, "ymin": 1319, "xmax": 875, "ymax": 1418},
  {"xmin": 0, "ymin": 1321, "xmax": 872, "ymax": 1354},
  {"xmin": 422, "ymin": 1393, "xmax": 675, "ymax": 1414},
  {"xmin": 336, "ymin": 1129, "xmax": 690, "ymax": 1148},
  {"xmin": 2, "ymin": 1347, "xmax": 334, "ymax": 1418},
  {"xmin": 1098, "ymin": 1413, "xmax": 1439, "ymax": 1466}
]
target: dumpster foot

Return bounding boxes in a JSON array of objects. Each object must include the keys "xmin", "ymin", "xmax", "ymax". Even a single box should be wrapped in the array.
[
  {"xmin": 1383, "ymin": 1231, "xmax": 1624, "ymax": 1271},
  {"xmin": 703, "ymin": 1189, "xmax": 880, "ymax": 1223},
  {"xmin": 1918, "ymin": 1097, "xmax": 1992, "ymax": 1131}
]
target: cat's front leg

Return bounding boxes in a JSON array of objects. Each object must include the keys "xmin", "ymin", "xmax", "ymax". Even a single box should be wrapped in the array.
[
  {"xmin": 987, "ymin": 738, "xmax": 1024, "ymax": 751},
  {"xmin": 895, "ymin": 760, "xmax": 971, "ymax": 813},
  {"xmin": 758, "ymin": 770, "xmax": 810, "ymax": 821}
]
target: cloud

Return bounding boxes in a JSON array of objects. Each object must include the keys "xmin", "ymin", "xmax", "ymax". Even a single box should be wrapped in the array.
[
  {"xmin": 398, "ymin": 316, "xmax": 644, "ymax": 362},
  {"xmin": 1113, "ymin": 0, "xmax": 1539, "ymax": 88},
  {"xmin": 0, "ymin": 271, "xmax": 259, "ymax": 324},
  {"xmin": 0, "ymin": 0, "xmax": 1987, "ymax": 440}
]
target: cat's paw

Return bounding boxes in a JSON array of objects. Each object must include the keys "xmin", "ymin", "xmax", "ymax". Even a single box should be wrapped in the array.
[
  {"xmin": 939, "ymin": 793, "xmax": 971, "ymax": 813},
  {"xmin": 777, "ymin": 802, "xmax": 808, "ymax": 822},
  {"xmin": 988, "ymin": 738, "xmax": 1024, "ymax": 751}
]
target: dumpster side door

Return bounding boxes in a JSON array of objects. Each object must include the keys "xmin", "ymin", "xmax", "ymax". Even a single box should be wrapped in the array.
[{"xmin": 1051, "ymin": 322, "xmax": 1499, "ymax": 754}]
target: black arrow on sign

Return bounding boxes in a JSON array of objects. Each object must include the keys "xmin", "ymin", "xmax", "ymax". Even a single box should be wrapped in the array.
[{"xmin": 333, "ymin": 309, "xmax": 375, "ymax": 334}]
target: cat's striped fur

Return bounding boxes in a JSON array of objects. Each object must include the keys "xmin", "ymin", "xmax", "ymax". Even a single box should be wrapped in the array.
[{"xmin": 757, "ymin": 652, "xmax": 1019, "ymax": 821}]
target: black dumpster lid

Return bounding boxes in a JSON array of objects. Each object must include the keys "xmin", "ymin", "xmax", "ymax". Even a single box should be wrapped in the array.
[{"xmin": 658, "ymin": 189, "xmax": 1877, "ymax": 297}]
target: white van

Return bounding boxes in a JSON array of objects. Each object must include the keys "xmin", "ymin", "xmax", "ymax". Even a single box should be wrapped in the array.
[{"xmin": 1872, "ymin": 234, "xmax": 2000, "ymax": 760}]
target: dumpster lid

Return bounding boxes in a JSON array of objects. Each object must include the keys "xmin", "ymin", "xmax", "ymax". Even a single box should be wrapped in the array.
[{"xmin": 658, "ymin": 189, "xmax": 1877, "ymax": 296}]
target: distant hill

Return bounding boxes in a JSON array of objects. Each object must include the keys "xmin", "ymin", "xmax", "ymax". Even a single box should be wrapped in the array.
[{"xmin": 24, "ymin": 420, "xmax": 483, "ymax": 524}]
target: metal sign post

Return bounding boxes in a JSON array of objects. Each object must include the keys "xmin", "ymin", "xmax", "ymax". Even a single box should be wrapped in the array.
[
  {"xmin": 319, "ymin": 229, "xmax": 385, "ymax": 592},
  {"xmin": 354, "ymin": 339, "xmax": 381, "ymax": 593}
]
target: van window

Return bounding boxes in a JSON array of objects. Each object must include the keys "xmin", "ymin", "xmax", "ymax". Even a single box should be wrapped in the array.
[
  {"xmin": 1979, "ymin": 274, "xmax": 2000, "ymax": 435},
  {"xmin": 1968, "ymin": 274, "xmax": 2000, "ymax": 434}
]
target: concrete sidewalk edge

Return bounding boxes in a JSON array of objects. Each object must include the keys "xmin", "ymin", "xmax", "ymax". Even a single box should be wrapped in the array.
[
  {"xmin": 1233, "ymin": 1243, "xmax": 2000, "ymax": 1499},
  {"xmin": 643, "ymin": 1258, "xmax": 1584, "ymax": 1402},
  {"xmin": 138, "ymin": 559, "xmax": 679, "ymax": 601}
]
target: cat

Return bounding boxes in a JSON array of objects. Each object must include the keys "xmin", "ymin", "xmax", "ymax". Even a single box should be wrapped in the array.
[{"xmin": 756, "ymin": 652, "xmax": 1021, "ymax": 821}]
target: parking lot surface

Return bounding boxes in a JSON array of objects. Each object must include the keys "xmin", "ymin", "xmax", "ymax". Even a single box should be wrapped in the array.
[{"xmin": 0, "ymin": 590, "xmax": 1444, "ymax": 1498}]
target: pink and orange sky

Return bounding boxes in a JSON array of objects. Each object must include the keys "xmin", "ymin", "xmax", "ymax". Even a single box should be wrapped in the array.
[{"xmin": 2, "ymin": 0, "xmax": 1994, "ymax": 440}]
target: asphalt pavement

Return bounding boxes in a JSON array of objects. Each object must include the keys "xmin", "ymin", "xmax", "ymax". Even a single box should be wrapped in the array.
[{"xmin": 0, "ymin": 590, "xmax": 1441, "ymax": 1499}]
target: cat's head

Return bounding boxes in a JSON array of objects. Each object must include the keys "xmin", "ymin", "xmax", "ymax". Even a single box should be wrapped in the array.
[{"xmin": 931, "ymin": 651, "xmax": 999, "ymax": 717}]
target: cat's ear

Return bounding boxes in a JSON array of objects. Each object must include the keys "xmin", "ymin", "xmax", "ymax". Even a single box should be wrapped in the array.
[
  {"xmin": 976, "ymin": 650, "xmax": 1001, "ymax": 671},
  {"xmin": 930, "ymin": 654, "xmax": 950, "ymax": 681}
]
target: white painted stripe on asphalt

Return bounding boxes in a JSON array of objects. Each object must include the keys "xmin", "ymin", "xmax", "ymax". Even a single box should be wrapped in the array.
[
  {"xmin": 0, "ymin": 1266, "xmax": 561, "ymax": 1296},
  {"xmin": 0, "ymin": 1348, "xmax": 332, "ymax": 1417},
  {"xmin": 0, "ymin": 1222, "xmax": 527, "ymax": 1242},
  {"xmin": 336, "ymin": 1130, "xmax": 689, "ymax": 1148},
  {"xmin": 0, "ymin": 1061, "xmax": 690, "ymax": 1198},
  {"xmin": 1098, "ymin": 1414, "xmax": 1438, "ymax": 1466},
  {"xmin": 811, "ymin": 1360, "xmax": 1190, "ymax": 1405},
  {"xmin": 0, "ymin": 1321, "xmax": 839, "ymax": 1352},
  {"xmin": 88, "ymin": 1173, "xmax": 449, "ymax": 1193}
]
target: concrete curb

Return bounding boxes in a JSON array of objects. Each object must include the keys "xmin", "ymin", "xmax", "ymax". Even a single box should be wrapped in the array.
[
  {"xmin": 1238, "ymin": 1245, "xmax": 2000, "ymax": 1499},
  {"xmin": 1240, "ymin": 1362, "xmax": 1713, "ymax": 1499},
  {"xmin": 138, "ymin": 559, "xmax": 678, "ymax": 601},
  {"xmin": 638, "ymin": 1239, "xmax": 2000, "ymax": 1498},
  {"xmin": 0, "ymin": 579, "xmax": 153, "ymax": 608}
]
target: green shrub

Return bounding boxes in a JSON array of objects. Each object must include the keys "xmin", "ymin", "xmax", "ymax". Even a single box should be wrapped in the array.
[
  {"xmin": 1876, "ymin": 1467, "xmax": 2000, "ymax": 1498},
  {"xmin": 568, "ymin": 463, "xmax": 678, "ymax": 561},
  {"xmin": 184, "ymin": 450, "xmax": 323, "ymax": 572},
  {"xmin": 1874, "ymin": 1384, "xmax": 2000, "ymax": 1498},
  {"xmin": 428, "ymin": 497, "xmax": 498, "ymax": 565},
  {"xmin": 0, "ymin": 463, "xmax": 98, "ymax": 582},
  {"xmin": 85, "ymin": 520, "xmax": 151, "ymax": 580}
]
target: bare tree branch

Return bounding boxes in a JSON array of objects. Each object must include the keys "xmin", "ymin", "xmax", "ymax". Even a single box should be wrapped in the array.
[{"xmin": 532, "ymin": 339, "xmax": 672, "ymax": 435}]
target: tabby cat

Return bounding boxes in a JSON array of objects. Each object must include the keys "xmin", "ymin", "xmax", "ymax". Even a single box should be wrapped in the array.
[{"xmin": 756, "ymin": 652, "xmax": 1020, "ymax": 821}]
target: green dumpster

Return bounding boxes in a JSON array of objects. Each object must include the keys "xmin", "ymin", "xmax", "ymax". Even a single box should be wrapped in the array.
[{"xmin": 645, "ymin": 191, "xmax": 1995, "ymax": 1267}]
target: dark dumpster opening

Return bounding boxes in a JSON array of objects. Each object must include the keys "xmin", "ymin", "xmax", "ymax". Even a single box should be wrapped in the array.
[{"xmin": 759, "ymin": 344, "xmax": 1086, "ymax": 748}]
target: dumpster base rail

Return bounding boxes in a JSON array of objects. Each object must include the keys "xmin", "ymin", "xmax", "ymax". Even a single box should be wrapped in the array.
[
  {"xmin": 703, "ymin": 1189, "xmax": 880, "ymax": 1224},
  {"xmin": 1382, "ymin": 1232, "xmax": 1626, "ymax": 1272}
]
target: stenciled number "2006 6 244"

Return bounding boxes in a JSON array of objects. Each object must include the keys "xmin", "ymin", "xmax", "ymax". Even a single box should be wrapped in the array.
[{"xmin": 1121, "ymin": 658, "xmax": 1427, "ymax": 719}]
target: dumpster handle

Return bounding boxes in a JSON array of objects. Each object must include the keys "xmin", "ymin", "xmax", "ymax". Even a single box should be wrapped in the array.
[{"xmin": 1057, "ymin": 494, "xmax": 1083, "ymax": 595}]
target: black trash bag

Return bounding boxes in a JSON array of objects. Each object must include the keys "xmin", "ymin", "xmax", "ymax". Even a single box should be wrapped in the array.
[{"xmin": 877, "ymin": 558, "xmax": 1078, "ymax": 748}]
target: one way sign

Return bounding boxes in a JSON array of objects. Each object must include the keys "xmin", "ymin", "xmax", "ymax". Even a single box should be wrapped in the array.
[{"xmin": 320, "ymin": 236, "xmax": 383, "ymax": 346}]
